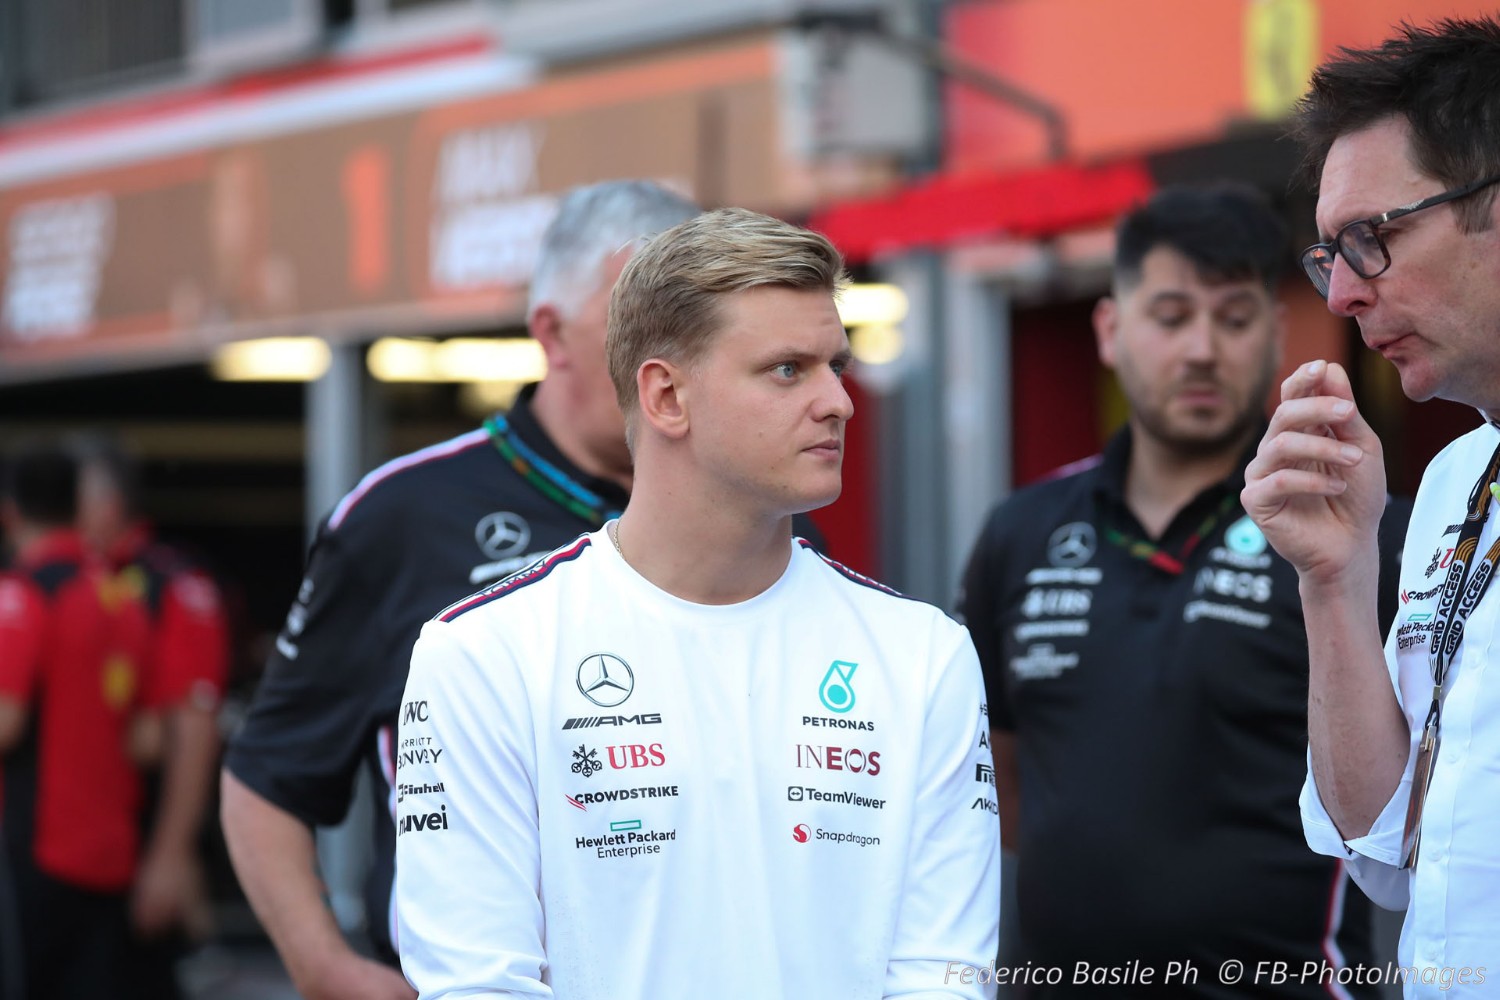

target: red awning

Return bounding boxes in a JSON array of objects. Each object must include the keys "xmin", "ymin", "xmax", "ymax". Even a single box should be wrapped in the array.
[{"xmin": 808, "ymin": 158, "xmax": 1156, "ymax": 264}]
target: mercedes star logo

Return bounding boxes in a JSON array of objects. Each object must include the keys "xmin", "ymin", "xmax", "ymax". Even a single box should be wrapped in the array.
[
  {"xmin": 475, "ymin": 512, "xmax": 531, "ymax": 560},
  {"xmin": 576, "ymin": 653, "xmax": 635, "ymax": 708},
  {"xmin": 1047, "ymin": 521, "xmax": 1096, "ymax": 568}
]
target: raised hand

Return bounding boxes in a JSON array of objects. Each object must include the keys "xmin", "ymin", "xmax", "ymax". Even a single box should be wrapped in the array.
[{"xmin": 1242, "ymin": 359, "xmax": 1387, "ymax": 585}]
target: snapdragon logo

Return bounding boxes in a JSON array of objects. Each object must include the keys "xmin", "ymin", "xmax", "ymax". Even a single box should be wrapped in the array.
[{"xmin": 791, "ymin": 822, "xmax": 880, "ymax": 847}]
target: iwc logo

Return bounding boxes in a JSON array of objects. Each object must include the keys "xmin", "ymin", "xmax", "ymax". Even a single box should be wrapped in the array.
[
  {"xmin": 577, "ymin": 653, "xmax": 635, "ymax": 708},
  {"xmin": 1047, "ymin": 522, "xmax": 1096, "ymax": 568}
]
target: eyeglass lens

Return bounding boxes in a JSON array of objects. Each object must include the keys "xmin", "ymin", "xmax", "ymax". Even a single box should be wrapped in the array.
[{"xmin": 1302, "ymin": 222, "xmax": 1393, "ymax": 297}]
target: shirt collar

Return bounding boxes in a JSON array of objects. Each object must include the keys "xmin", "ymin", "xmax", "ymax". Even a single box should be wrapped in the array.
[
  {"xmin": 1092, "ymin": 423, "xmax": 1265, "ymax": 508},
  {"xmin": 17, "ymin": 528, "xmax": 89, "ymax": 569},
  {"xmin": 500, "ymin": 383, "xmax": 631, "ymax": 512},
  {"xmin": 105, "ymin": 521, "xmax": 153, "ymax": 568}
]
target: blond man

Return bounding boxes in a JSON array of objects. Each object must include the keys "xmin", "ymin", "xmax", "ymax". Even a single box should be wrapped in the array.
[{"xmin": 394, "ymin": 209, "xmax": 1000, "ymax": 999}]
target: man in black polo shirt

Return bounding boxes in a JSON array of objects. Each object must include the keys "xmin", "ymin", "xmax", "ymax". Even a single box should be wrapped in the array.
[
  {"xmin": 959, "ymin": 185, "xmax": 1409, "ymax": 996},
  {"xmin": 220, "ymin": 180, "xmax": 700, "ymax": 1000}
]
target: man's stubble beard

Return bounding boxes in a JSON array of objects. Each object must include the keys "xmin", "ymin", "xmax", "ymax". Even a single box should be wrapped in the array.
[{"xmin": 1131, "ymin": 361, "xmax": 1276, "ymax": 460}]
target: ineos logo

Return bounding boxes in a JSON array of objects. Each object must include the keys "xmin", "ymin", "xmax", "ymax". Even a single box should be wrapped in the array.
[{"xmin": 402, "ymin": 700, "xmax": 429, "ymax": 724}]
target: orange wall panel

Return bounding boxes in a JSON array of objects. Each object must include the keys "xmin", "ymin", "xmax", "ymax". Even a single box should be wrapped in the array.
[
  {"xmin": 946, "ymin": 0, "xmax": 1500, "ymax": 175},
  {"xmin": 947, "ymin": 0, "xmax": 1249, "ymax": 174}
]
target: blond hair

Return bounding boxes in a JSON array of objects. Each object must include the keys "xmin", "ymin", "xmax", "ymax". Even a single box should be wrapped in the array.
[{"xmin": 606, "ymin": 207, "xmax": 846, "ymax": 439}]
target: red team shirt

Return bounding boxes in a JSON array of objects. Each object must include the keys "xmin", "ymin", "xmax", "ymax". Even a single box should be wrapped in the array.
[
  {"xmin": 0, "ymin": 531, "xmax": 151, "ymax": 891},
  {"xmin": 109, "ymin": 524, "xmax": 228, "ymax": 715}
]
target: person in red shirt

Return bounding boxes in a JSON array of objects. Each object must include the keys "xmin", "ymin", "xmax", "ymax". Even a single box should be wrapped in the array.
[
  {"xmin": 0, "ymin": 442, "xmax": 151, "ymax": 1000},
  {"xmin": 75, "ymin": 436, "xmax": 229, "ymax": 1000}
]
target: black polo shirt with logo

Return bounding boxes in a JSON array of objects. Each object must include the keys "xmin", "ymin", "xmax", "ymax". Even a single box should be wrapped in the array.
[
  {"xmin": 959, "ymin": 427, "xmax": 1410, "ymax": 997},
  {"xmin": 224, "ymin": 386, "xmax": 632, "ymax": 960}
]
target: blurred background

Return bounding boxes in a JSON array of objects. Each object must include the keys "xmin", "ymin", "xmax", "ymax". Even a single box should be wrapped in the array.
[{"xmin": 0, "ymin": 0, "xmax": 1493, "ymax": 994}]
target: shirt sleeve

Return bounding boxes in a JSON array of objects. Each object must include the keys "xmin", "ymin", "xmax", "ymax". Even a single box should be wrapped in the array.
[
  {"xmin": 1300, "ymin": 764, "xmax": 1412, "ymax": 911},
  {"xmin": 0, "ymin": 575, "xmax": 44, "ymax": 701},
  {"xmin": 144, "ymin": 568, "xmax": 229, "ymax": 712},
  {"xmin": 223, "ymin": 521, "xmax": 391, "ymax": 828},
  {"xmin": 395, "ymin": 619, "xmax": 547, "ymax": 998},
  {"xmin": 883, "ymin": 623, "xmax": 1001, "ymax": 1000},
  {"xmin": 957, "ymin": 507, "xmax": 1015, "ymax": 732}
]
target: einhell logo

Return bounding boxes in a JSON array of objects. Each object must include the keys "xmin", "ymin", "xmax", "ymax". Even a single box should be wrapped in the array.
[
  {"xmin": 397, "ymin": 782, "xmax": 445, "ymax": 802},
  {"xmin": 795, "ymin": 744, "xmax": 881, "ymax": 776},
  {"xmin": 398, "ymin": 804, "xmax": 449, "ymax": 835},
  {"xmin": 792, "ymin": 823, "xmax": 811, "ymax": 843}
]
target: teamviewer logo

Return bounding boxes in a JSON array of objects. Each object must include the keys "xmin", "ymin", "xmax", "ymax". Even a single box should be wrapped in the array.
[{"xmin": 788, "ymin": 786, "xmax": 805, "ymax": 801}]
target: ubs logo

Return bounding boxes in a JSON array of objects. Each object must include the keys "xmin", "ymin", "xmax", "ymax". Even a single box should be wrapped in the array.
[
  {"xmin": 572, "ymin": 745, "xmax": 603, "ymax": 778},
  {"xmin": 577, "ymin": 653, "xmax": 634, "ymax": 708}
]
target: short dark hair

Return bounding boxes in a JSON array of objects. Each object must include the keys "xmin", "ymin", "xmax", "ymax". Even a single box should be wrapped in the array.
[
  {"xmin": 2, "ymin": 442, "xmax": 78, "ymax": 526},
  {"xmin": 71, "ymin": 432, "xmax": 142, "ymax": 516},
  {"xmin": 1113, "ymin": 184, "xmax": 1288, "ymax": 293},
  {"xmin": 1292, "ymin": 16, "xmax": 1500, "ymax": 232}
]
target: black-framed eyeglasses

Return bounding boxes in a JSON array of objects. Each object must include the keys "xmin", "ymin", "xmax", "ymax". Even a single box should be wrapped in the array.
[{"xmin": 1300, "ymin": 172, "xmax": 1500, "ymax": 298}]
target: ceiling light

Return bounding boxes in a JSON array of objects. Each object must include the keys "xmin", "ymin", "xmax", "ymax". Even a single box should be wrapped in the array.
[
  {"xmin": 367, "ymin": 337, "xmax": 546, "ymax": 383},
  {"xmin": 837, "ymin": 283, "xmax": 909, "ymax": 327},
  {"xmin": 211, "ymin": 338, "xmax": 332, "ymax": 381}
]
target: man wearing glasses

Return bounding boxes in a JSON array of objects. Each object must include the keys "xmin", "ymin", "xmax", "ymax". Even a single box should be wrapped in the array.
[{"xmin": 1244, "ymin": 15, "xmax": 1500, "ymax": 993}]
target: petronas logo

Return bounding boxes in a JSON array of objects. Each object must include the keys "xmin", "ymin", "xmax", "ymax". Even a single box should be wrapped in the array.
[{"xmin": 819, "ymin": 660, "xmax": 858, "ymax": 714}]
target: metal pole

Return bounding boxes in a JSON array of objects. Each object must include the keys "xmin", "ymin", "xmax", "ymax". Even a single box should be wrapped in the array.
[{"xmin": 304, "ymin": 340, "xmax": 372, "ymax": 936}]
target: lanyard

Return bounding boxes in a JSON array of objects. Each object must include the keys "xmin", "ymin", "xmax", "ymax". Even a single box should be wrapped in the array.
[
  {"xmin": 1400, "ymin": 438, "xmax": 1500, "ymax": 869},
  {"xmin": 1424, "ymin": 439, "xmax": 1500, "ymax": 725},
  {"xmin": 1102, "ymin": 493, "xmax": 1239, "ymax": 576},
  {"xmin": 483, "ymin": 414, "xmax": 623, "ymax": 529}
]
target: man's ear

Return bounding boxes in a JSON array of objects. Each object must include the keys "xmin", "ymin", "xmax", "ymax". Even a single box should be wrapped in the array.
[
  {"xmin": 529, "ymin": 304, "xmax": 568, "ymax": 371},
  {"xmin": 637, "ymin": 359, "xmax": 690, "ymax": 441},
  {"xmin": 1093, "ymin": 296, "xmax": 1120, "ymax": 369}
]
